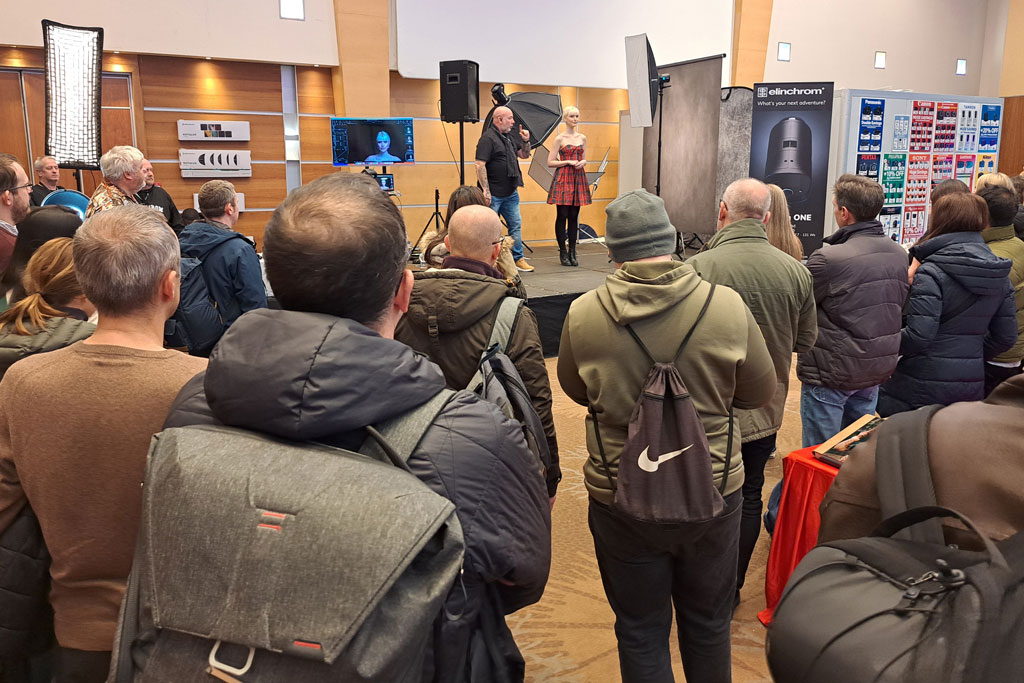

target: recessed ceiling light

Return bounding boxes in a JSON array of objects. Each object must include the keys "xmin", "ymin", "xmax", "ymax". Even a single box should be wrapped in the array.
[
  {"xmin": 956, "ymin": 59, "xmax": 967, "ymax": 76},
  {"xmin": 113, "ymin": 50, "xmax": 120, "ymax": 54},
  {"xmin": 313, "ymin": 64, "xmax": 319, "ymax": 68},
  {"xmin": 777, "ymin": 42, "xmax": 791, "ymax": 62},
  {"xmin": 874, "ymin": 51, "xmax": 886, "ymax": 69},
  {"xmin": 205, "ymin": 56, "xmax": 212, "ymax": 60}
]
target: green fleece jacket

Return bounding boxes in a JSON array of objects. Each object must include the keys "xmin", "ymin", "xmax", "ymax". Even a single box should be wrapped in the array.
[
  {"xmin": 0, "ymin": 316, "xmax": 95, "ymax": 380},
  {"xmin": 983, "ymin": 224, "xmax": 1024, "ymax": 364},
  {"xmin": 557, "ymin": 260, "xmax": 776, "ymax": 503},
  {"xmin": 688, "ymin": 218, "xmax": 817, "ymax": 442}
]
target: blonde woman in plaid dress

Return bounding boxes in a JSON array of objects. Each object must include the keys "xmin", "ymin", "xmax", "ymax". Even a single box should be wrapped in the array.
[{"xmin": 547, "ymin": 106, "xmax": 591, "ymax": 266}]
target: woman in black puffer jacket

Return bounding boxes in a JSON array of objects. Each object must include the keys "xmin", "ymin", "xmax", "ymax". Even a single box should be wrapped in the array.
[{"xmin": 878, "ymin": 193, "xmax": 1018, "ymax": 416}]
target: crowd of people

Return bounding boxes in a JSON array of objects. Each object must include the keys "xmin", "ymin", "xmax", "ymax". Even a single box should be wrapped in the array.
[{"xmin": 0, "ymin": 134, "xmax": 1023, "ymax": 683}]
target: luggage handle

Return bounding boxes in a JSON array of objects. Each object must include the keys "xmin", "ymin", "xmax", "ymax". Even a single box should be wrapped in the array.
[
  {"xmin": 872, "ymin": 506, "xmax": 1009, "ymax": 571},
  {"xmin": 208, "ymin": 640, "xmax": 255, "ymax": 677}
]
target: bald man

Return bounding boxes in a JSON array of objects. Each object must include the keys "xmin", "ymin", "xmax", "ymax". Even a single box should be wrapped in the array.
[
  {"xmin": 396, "ymin": 204, "xmax": 561, "ymax": 502},
  {"xmin": 475, "ymin": 105, "xmax": 534, "ymax": 271},
  {"xmin": 687, "ymin": 177, "xmax": 817, "ymax": 603}
]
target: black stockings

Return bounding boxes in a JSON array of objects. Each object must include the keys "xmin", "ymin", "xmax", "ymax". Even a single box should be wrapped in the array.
[{"xmin": 555, "ymin": 205, "xmax": 580, "ymax": 251}]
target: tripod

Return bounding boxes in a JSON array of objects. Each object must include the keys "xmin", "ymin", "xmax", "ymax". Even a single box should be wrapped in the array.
[
  {"xmin": 410, "ymin": 188, "xmax": 444, "ymax": 263},
  {"xmin": 655, "ymin": 75, "xmax": 670, "ymax": 197}
]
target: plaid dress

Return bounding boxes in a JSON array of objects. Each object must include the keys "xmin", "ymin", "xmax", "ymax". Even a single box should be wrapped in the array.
[{"xmin": 547, "ymin": 144, "xmax": 592, "ymax": 206}]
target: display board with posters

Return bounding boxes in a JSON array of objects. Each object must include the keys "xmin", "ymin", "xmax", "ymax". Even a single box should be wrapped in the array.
[
  {"xmin": 838, "ymin": 90, "xmax": 1004, "ymax": 246},
  {"xmin": 750, "ymin": 82, "xmax": 835, "ymax": 255}
]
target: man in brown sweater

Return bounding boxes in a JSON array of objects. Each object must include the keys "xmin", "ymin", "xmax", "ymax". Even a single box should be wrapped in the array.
[{"xmin": 0, "ymin": 205, "xmax": 206, "ymax": 682}]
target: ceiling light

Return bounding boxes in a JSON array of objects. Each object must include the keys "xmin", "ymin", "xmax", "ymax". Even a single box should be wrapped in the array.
[
  {"xmin": 280, "ymin": 0, "xmax": 305, "ymax": 20},
  {"xmin": 777, "ymin": 42, "xmax": 791, "ymax": 62},
  {"xmin": 956, "ymin": 59, "xmax": 967, "ymax": 76},
  {"xmin": 874, "ymin": 51, "xmax": 886, "ymax": 69}
]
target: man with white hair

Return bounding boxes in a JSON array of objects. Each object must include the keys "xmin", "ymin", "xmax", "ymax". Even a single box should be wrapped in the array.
[
  {"xmin": 0, "ymin": 205, "xmax": 207, "ymax": 681},
  {"xmin": 687, "ymin": 177, "xmax": 817, "ymax": 604},
  {"xmin": 474, "ymin": 105, "xmax": 534, "ymax": 271},
  {"xmin": 85, "ymin": 145, "xmax": 146, "ymax": 218},
  {"xmin": 30, "ymin": 155, "xmax": 64, "ymax": 206}
]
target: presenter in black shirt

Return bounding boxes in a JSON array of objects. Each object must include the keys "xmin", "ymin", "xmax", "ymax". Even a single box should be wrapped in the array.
[{"xmin": 474, "ymin": 106, "xmax": 533, "ymax": 271}]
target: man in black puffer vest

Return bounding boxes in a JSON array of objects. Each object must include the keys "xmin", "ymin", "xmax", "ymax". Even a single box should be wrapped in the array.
[{"xmin": 797, "ymin": 174, "xmax": 909, "ymax": 447}]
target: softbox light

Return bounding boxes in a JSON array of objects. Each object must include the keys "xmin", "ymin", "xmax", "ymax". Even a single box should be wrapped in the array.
[
  {"xmin": 483, "ymin": 85, "xmax": 562, "ymax": 150},
  {"xmin": 625, "ymin": 34, "xmax": 658, "ymax": 128},
  {"xmin": 42, "ymin": 20, "xmax": 104, "ymax": 170}
]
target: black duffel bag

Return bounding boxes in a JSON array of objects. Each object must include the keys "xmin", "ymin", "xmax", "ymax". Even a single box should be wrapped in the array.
[{"xmin": 767, "ymin": 406, "xmax": 1024, "ymax": 682}]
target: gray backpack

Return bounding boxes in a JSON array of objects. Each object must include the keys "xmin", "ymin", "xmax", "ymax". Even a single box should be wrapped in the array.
[
  {"xmin": 465, "ymin": 296, "xmax": 552, "ymax": 479},
  {"xmin": 109, "ymin": 390, "xmax": 465, "ymax": 682}
]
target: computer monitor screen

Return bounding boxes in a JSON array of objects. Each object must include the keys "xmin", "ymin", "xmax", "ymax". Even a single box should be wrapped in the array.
[
  {"xmin": 331, "ymin": 118, "xmax": 415, "ymax": 166},
  {"xmin": 376, "ymin": 173, "xmax": 395, "ymax": 192}
]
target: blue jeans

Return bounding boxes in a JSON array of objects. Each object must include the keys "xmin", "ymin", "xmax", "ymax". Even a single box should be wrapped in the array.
[
  {"xmin": 800, "ymin": 383, "xmax": 879, "ymax": 448},
  {"xmin": 490, "ymin": 190, "xmax": 523, "ymax": 261}
]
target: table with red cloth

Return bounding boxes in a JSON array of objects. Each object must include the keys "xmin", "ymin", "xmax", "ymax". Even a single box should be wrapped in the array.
[{"xmin": 757, "ymin": 445, "xmax": 838, "ymax": 625}]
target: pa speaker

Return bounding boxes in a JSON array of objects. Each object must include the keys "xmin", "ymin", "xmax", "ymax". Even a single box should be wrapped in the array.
[{"xmin": 440, "ymin": 60, "xmax": 479, "ymax": 123}]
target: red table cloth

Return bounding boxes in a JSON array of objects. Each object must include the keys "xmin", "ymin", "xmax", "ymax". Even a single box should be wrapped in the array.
[{"xmin": 758, "ymin": 446, "xmax": 838, "ymax": 625}]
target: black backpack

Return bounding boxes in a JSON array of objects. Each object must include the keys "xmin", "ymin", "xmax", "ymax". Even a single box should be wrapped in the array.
[
  {"xmin": 464, "ymin": 296, "xmax": 552, "ymax": 483},
  {"xmin": 164, "ymin": 255, "xmax": 225, "ymax": 357},
  {"xmin": 591, "ymin": 283, "xmax": 732, "ymax": 524},
  {"xmin": 767, "ymin": 406, "xmax": 1024, "ymax": 682}
]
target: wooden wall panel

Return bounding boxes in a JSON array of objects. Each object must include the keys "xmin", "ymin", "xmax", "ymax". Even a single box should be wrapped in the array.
[
  {"xmin": 0, "ymin": 72, "xmax": 29, "ymax": 167},
  {"xmin": 300, "ymin": 163, "xmax": 345, "ymax": 184},
  {"xmin": 299, "ymin": 116, "xmax": 333, "ymax": 162},
  {"xmin": 144, "ymin": 110, "xmax": 284, "ymax": 161},
  {"xmin": 232, "ymin": 212, "xmax": 273, "ymax": 251},
  {"xmin": 99, "ymin": 109, "xmax": 135, "ymax": 153},
  {"xmin": 101, "ymin": 76, "xmax": 131, "ymax": 108},
  {"xmin": 999, "ymin": 95, "xmax": 1024, "ymax": 176},
  {"xmin": 297, "ymin": 67, "xmax": 335, "ymax": 115},
  {"xmin": 149, "ymin": 162, "xmax": 288, "ymax": 214},
  {"xmin": 139, "ymin": 56, "xmax": 283, "ymax": 112},
  {"xmin": 578, "ymin": 87, "xmax": 630, "ymax": 124},
  {"xmin": 389, "ymin": 73, "xmax": 441, "ymax": 118}
]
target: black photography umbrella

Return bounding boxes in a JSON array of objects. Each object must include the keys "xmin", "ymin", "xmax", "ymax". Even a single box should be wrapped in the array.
[{"xmin": 483, "ymin": 84, "xmax": 562, "ymax": 149}]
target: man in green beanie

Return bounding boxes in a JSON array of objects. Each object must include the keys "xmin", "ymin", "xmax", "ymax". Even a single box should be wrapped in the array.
[{"xmin": 556, "ymin": 188, "xmax": 775, "ymax": 682}]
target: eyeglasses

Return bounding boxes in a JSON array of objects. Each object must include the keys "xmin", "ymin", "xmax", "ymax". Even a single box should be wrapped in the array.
[
  {"xmin": 2, "ymin": 183, "xmax": 32, "ymax": 195},
  {"xmin": 491, "ymin": 238, "xmax": 504, "ymax": 246}
]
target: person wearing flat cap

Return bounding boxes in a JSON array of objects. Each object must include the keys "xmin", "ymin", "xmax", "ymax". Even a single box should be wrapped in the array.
[{"xmin": 556, "ymin": 189, "xmax": 774, "ymax": 682}]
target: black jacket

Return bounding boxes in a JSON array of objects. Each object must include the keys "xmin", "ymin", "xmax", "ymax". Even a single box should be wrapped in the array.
[
  {"xmin": 797, "ymin": 220, "xmax": 909, "ymax": 390},
  {"xmin": 0, "ymin": 506, "xmax": 52, "ymax": 660},
  {"xmin": 878, "ymin": 231, "xmax": 1018, "ymax": 416},
  {"xmin": 164, "ymin": 308, "xmax": 551, "ymax": 681}
]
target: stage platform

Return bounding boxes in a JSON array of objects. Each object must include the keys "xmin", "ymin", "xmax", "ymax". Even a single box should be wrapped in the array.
[{"xmin": 515, "ymin": 242, "xmax": 615, "ymax": 356}]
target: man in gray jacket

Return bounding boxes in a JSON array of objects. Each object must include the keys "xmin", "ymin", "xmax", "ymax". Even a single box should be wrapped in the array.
[
  {"xmin": 797, "ymin": 174, "xmax": 908, "ymax": 447},
  {"xmin": 688, "ymin": 177, "xmax": 817, "ymax": 600},
  {"xmin": 164, "ymin": 172, "xmax": 551, "ymax": 681}
]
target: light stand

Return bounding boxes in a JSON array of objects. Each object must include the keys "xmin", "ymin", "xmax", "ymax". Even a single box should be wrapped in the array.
[
  {"xmin": 655, "ymin": 74, "xmax": 670, "ymax": 196},
  {"xmin": 459, "ymin": 123, "xmax": 466, "ymax": 185},
  {"xmin": 410, "ymin": 188, "xmax": 444, "ymax": 263}
]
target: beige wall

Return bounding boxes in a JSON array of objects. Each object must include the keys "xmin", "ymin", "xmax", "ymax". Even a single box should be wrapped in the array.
[
  {"xmin": 1000, "ymin": 0, "xmax": 1024, "ymax": 95},
  {"xmin": 2, "ymin": 0, "xmax": 339, "ymax": 66},
  {"xmin": 764, "ymin": 0, "xmax": 991, "ymax": 95}
]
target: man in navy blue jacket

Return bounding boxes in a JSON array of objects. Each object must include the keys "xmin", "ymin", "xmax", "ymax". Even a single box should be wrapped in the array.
[{"xmin": 178, "ymin": 180, "xmax": 267, "ymax": 331}]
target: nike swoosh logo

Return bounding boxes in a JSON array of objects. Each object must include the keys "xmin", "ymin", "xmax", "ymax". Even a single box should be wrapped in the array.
[{"xmin": 638, "ymin": 444, "xmax": 693, "ymax": 473}]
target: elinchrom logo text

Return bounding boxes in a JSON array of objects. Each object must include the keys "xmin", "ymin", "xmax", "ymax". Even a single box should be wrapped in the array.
[{"xmin": 768, "ymin": 87, "xmax": 826, "ymax": 96}]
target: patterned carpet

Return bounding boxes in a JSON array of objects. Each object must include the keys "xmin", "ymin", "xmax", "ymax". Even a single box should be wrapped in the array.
[{"xmin": 507, "ymin": 358, "xmax": 805, "ymax": 682}]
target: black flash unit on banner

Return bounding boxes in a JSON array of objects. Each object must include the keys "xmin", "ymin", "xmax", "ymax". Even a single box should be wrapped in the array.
[{"xmin": 765, "ymin": 117, "xmax": 813, "ymax": 204}]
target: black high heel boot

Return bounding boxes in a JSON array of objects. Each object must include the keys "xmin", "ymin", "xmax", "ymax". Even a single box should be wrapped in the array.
[
  {"xmin": 559, "ymin": 246, "xmax": 571, "ymax": 266},
  {"xmin": 568, "ymin": 247, "xmax": 578, "ymax": 266}
]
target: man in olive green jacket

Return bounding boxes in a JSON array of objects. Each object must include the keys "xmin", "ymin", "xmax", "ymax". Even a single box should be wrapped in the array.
[
  {"xmin": 688, "ymin": 177, "xmax": 817, "ymax": 596},
  {"xmin": 557, "ymin": 189, "xmax": 775, "ymax": 682},
  {"xmin": 979, "ymin": 185, "xmax": 1024, "ymax": 395}
]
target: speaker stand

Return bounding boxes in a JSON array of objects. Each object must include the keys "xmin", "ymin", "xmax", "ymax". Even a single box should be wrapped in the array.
[{"xmin": 459, "ymin": 122, "xmax": 466, "ymax": 185}]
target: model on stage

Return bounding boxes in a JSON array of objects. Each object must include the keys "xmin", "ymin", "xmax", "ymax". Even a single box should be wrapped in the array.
[{"xmin": 547, "ymin": 106, "xmax": 591, "ymax": 266}]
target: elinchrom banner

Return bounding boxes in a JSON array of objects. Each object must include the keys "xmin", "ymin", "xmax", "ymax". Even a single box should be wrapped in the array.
[{"xmin": 749, "ymin": 82, "xmax": 834, "ymax": 255}]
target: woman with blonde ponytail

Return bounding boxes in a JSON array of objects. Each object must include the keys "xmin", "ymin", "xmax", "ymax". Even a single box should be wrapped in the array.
[
  {"xmin": 765, "ymin": 184, "xmax": 804, "ymax": 260},
  {"xmin": 0, "ymin": 237, "xmax": 94, "ymax": 378}
]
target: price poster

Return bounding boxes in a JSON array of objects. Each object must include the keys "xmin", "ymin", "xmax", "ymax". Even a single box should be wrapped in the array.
[
  {"xmin": 957, "ymin": 103, "xmax": 980, "ymax": 152},
  {"xmin": 905, "ymin": 154, "xmax": 931, "ymax": 205},
  {"xmin": 857, "ymin": 98, "xmax": 885, "ymax": 153},
  {"xmin": 955, "ymin": 154, "xmax": 976, "ymax": 189},
  {"xmin": 892, "ymin": 115, "xmax": 911, "ymax": 152},
  {"xmin": 978, "ymin": 153, "xmax": 998, "ymax": 178},
  {"xmin": 933, "ymin": 102, "xmax": 958, "ymax": 152},
  {"xmin": 882, "ymin": 154, "xmax": 906, "ymax": 206},
  {"xmin": 903, "ymin": 205, "xmax": 927, "ymax": 244},
  {"xmin": 857, "ymin": 153, "xmax": 881, "ymax": 180},
  {"xmin": 931, "ymin": 154, "xmax": 954, "ymax": 184},
  {"xmin": 980, "ymin": 105, "xmax": 1002, "ymax": 152},
  {"xmin": 911, "ymin": 101, "xmax": 936, "ymax": 152},
  {"xmin": 880, "ymin": 206, "xmax": 903, "ymax": 242}
]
